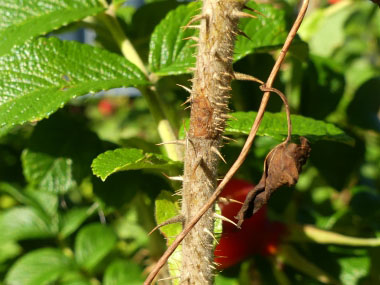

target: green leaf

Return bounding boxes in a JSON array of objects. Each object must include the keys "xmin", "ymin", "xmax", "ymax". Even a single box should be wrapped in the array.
[
  {"xmin": 148, "ymin": 2, "xmax": 199, "ymax": 76},
  {"xmin": 300, "ymin": 55, "xmax": 345, "ymax": 120},
  {"xmin": 75, "ymin": 223, "xmax": 117, "ymax": 271},
  {"xmin": 0, "ymin": 0, "xmax": 105, "ymax": 56},
  {"xmin": 338, "ymin": 255, "xmax": 370, "ymax": 285},
  {"xmin": 179, "ymin": 111, "xmax": 353, "ymax": 145},
  {"xmin": 21, "ymin": 113, "xmax": 103, "ymax": 194},
  {"xmin": 92, "ymin": 148, "xmax": 182, "ymax": 181},
  {"xmin": 5, "ymin": 248, "xmax": 75, "ymax": 285},
  {"xmin": 104, "ymin": 260, "xmax": 144, "ymax": 285},
  {"xmin": 148, "ymin": 2, "xmax": 289, "ymax": 76},
  {"xmin": 22, "ymin": 150, "xmax": 75, "ymax": 194},
  {"xmin": 225, "ymin": 112, "xmax": 353, "ymax": 145},
  {"xmin": 155, "ymin": 190, "xmax": 181, "ymax": 243},
  {"xmin": 59, "ymin": 207, "xmax": 95, "ymax": 239},
  {"xmin": 0, "ymin": 37, "xmax": 149, "ymax": 134},
  {"xmin": 0, "ymin": 241, "xmax": 21, "ymax": 263},
  {"xmin": 234, "ymin": 2, "xmax": 288, "ymax": 61},
  {"xmin": 0, "ymin": 207, "xmax": 55, "ymax": 241},
  {"xmin": 347, "ymin": 77, "xmax": 380, "ymax": 132},
  {"xmin": 298, "ymin": 2, "xmax": 358, "ymax": 57},
  {"xmin": 58, "ymin": 272, "xmax": 91, "ymax": 285},
  {"xmin": 155, "ymin": 190, "xmax": 181, "ymax": 280}
]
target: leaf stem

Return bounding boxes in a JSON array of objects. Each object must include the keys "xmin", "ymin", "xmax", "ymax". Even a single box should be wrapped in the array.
[{"xmin": 98, "ymin": 5, "xmax": 183, "ymax": 161}]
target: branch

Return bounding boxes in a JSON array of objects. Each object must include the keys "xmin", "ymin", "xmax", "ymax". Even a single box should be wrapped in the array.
[{"xmin": 144, "ymin": 0, "xmax": 309, "ymax": 283}]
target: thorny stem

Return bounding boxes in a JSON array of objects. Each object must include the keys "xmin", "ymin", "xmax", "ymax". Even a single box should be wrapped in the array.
[
  {"xmin": 144, "ymin": 0, "xmax": 309, "ymax": 283},
  {"xmin": 99, "ymin": 4, "xmax": 182, "ymax": 161}
]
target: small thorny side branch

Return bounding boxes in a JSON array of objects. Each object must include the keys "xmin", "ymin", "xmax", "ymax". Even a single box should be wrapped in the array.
[{"xmin": 144, "ymin": 0, "xmax": 310, "ymax": 284}]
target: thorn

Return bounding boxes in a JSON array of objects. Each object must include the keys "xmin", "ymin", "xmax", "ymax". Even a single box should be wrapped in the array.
[
  {"xmin": 189, "ymin": 43, "xmax": 199, "ymax": 48},
  {"xmin": 204, "ymin": 228, "xmax": 219, "ymax": 244},
  {"xmin": 217, "ymin": 85, "xmax": 232, "ymax": 91},
  {"xmin": 148, "ymin": 215, "xmax": 184, "ymax": 235},
  {"xmin": 215, "ymin": 52, "xmax": 229, "ymax": 63},
  {"xmin": 181, "ymin": 97, "xmax": 192, "ymax": 106},
  {"xmin": 182, "ymin": 14, "xmax": 205, "ymax": 30},
  {"xmin": 211, "ymin": 146, "xmax": 226, "ymax": 164},
  {"xmin": 218, "ymin": 197, "xmax": 244, "ymax": 205},
  {"xmin": 183, "ymin": 36, "xmax": 199, "ymax": 42},
  {"xmin": 233, "ymin": 72, "xmax": 264, "ymax": 84},
  {"xmin": 162, "ymin": 173, "xmax": 183, "ymax": 181},
  {"xmin": 187, "ymin": 67, "xmax": 196, "ymax": 72},
  {"xmin": 219, "ymin": 71, "xmax": 234, "ymax": 78},
  {"xmin": 156, "ymin": 140, "xmax": 185, "ymax": 146},
  {"xmin": 209, "ymin": 264, "xmax": 217, "ymax": 270},
  {"xmin": 215, "ymin": 102, "xmax": 228, "ymax": 107},
  {"xmin": 237, "ymin": 29, "xmax": 251, "ymax": 40},
  {"xmin": 213, "ymin": 213, "xmax": 239, "ymax": 228},
  {"xmin": 157, "ymin": 276, "xmax": 180, "ymax": 282},
  {"xmin": 215, "ymin": 127, "xmax": 224, "ymax": 132},
  {"xmin": 222, "ymin": 135, "xmax": 237, "ymax": 142},
  {"xmin": 183, "ymin": 25, "xmax": 201, "ymax": 30},
  {"xmin": 233, "ymin": 10, "xmax": 258, "ymax": 20},
  {"xmin": 192, "ymin": 156, "xmax": 203, "ymax": 176},
  {"xmin": 176, "ymin": 83, "xmax": 192, "ymax": 94},
  {"xmin": 243, "ymin": 5, "xmax": 267, "ymax": 17}
]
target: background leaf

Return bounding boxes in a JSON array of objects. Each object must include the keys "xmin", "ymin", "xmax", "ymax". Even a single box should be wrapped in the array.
[
  {"xmin": 21, "ymin": 113, "xmax": 103, "ymax": 194},
  {"xmin": 92, "ymin": 148, "xmax": 182, "ymax": 181},
  {"xmin": 5, "ymin": 248, "xmax": 75, "ymax": 285},
  {"xmin": 234, "ymin": 2, "xmax": 288, "ymax": 61},
  {"xmin": 75, "ymin": 223, "xmax": 117, "ymax": 271},
  {"xmin": 59, "ymin": 207, "xmax": 95, "ymax": 239},
  {"xmin": 300, "ymin": 55, "xmax": 345, "ymax": 120},
  {"xmin": 0, "ymin": 37, "xmax": 149, "ymax": 134},
  {"xmin": 0, "ymin": 207, "xmax": 55, "ymax": 241},
  {"xmin": 103, "ymin": 259, "xmax": 144, "ymax": 285},
  {"xmin": 338, "ymin": 255, "xmax": 370, "ymax": 285},
  {"xmin": 0, "ymin": 0, "xmax": 105, "ymax": 56}
]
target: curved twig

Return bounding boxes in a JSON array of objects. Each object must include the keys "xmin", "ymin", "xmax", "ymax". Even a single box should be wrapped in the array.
[{"xmin": 144, "ymin": 1, "xmax": 309, "ymax": 283}]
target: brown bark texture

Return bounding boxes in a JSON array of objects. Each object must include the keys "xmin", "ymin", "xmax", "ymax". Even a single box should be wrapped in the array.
[{"xmin": 181, "ymin": 1, "xmax": 247, "ymax": 284}]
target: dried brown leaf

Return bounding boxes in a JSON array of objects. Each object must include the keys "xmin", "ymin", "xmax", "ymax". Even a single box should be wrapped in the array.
[{"xmin": 236, "ymin": 137, "xmax": 311, "ymax": 227}]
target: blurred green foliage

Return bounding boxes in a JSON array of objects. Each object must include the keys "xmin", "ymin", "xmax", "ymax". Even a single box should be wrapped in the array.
[{"xmin": 0, "ymin": 0, "xmax": 379, "ymax": 284}]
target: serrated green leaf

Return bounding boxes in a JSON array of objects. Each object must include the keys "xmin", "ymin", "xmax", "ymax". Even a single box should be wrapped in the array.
[
  {"xmin": 148, "ymin": 2, "xmax": 199, "ymax": 75},
  {"xmin": 104, "ymin": 259, "xmax": 144, "ymax": 285},
  {"xmin": 22, "ymin": 150, "xmax": 75, "ymax": 194},
  {"xmin": 21, "ymin": 112, "xmax": 103, "ymax": 194},
  {"xmin": 75, "ymin": 223, "xmax": 117, "ymax": 271},
  {"xmin": 5, "ymin": 248, "xmax": 75, "ymax": 285},
  {"xmin": 0, "ymin": 37, "xmax": 149, "ymax": 134},
  {"xmin": 92, "ymin": 148, "xmax": 182, "ymax": 181},
  {"xmin": 179, "ymin": 111, "xmax": 353, "ymax": 145},
  {"xmin": 0, "ymin": 207, "xmax": 56, "ymax": 242},
  {"xmin": 234, "ymin": 2, "xmax": 288, "ymax": 61},
  {"xmin": 226, "ymin": 112, "xmax": 353, "ymax": 144},
  {"xmin": 0, "ymin": 0, "xmax": 105, "ymax": 56},
  {"xmin": 148, "ymin": 2, "xmax": 289, "ymax": 76}
]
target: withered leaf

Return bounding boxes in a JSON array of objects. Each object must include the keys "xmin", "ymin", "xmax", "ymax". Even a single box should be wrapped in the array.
[{"xmin": 236, "ymin": 137, "xmax": 311, "ymax": 227}]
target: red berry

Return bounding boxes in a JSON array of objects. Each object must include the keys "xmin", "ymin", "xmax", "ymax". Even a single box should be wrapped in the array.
[
  {"xmin": 214, "ymin": 179, "xmax": 287, "ymax": 269},
  {"xmin": 98, "ymin": 99, "xmax": 115, "ymax": 116}
]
